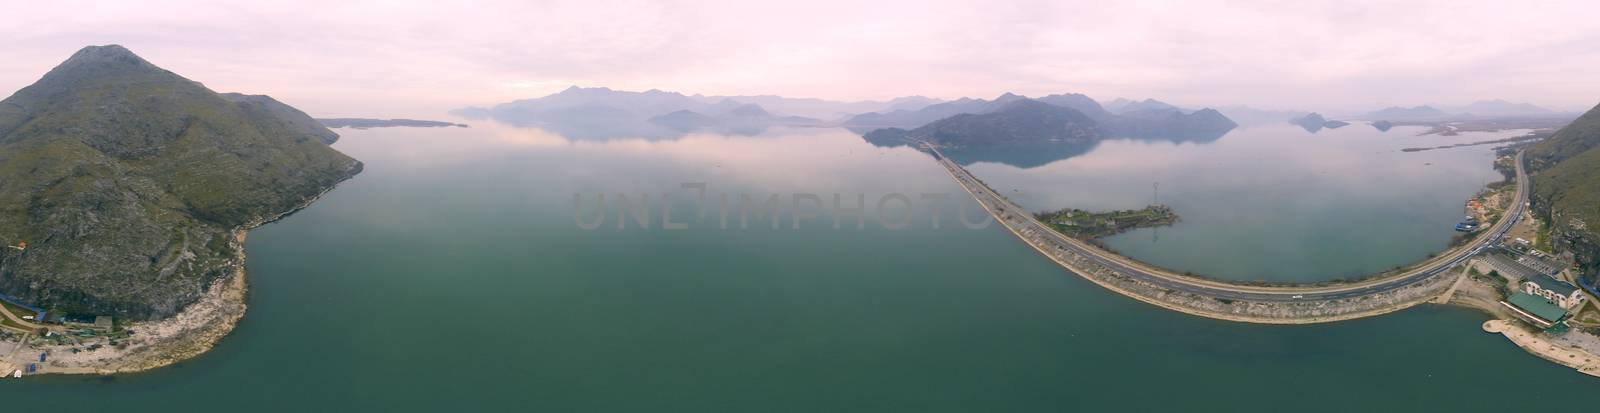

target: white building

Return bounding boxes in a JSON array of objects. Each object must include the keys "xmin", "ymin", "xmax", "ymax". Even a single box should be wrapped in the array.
[{"xmin": 1523, "ymin": 274, "xmax": 1586, "ymax": 311}]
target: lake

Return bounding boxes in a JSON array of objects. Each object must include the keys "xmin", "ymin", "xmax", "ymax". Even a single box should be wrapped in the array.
[
  {"xmin": 1, "ymin": 120, "xmax": 1591, "ymax": 411},
  {"xmin": 956, "ymin": 122, "xmax": 1510, "ymax": 282}
]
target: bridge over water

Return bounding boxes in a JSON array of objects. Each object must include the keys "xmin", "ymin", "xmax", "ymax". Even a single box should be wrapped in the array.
[{"xmin": 930, "ymin": 143, "xmax": 1527, "ymax": 323}]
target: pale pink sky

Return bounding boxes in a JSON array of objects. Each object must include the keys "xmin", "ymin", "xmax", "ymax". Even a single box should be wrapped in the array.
[{"xmin": 2, "ymin": 0, "xmax": 1598, "ymax": 118}]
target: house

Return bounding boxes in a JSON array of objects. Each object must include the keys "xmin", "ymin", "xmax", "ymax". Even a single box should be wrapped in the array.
[
  {"xmin": 92, "ymin": 316, "xmax": 113, "ymax": 331},
  {"xmin": 1502, "ymin": 293, "xmax": 1568, "ymax": 329},
  {"xmin": 1523, "ymin": 274, "xmax": 1586, "ymax": 310}
]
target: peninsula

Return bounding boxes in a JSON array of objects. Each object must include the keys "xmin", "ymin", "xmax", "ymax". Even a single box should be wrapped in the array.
[{"xmin": 0, "ymin": 45, "xmax": 360, "ymax": 374}]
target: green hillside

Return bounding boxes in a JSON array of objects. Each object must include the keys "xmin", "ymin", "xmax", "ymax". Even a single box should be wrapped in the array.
[
  {"xmin": 1529, "ymin": 103, "xmax": 1600, "ymax": 277},
  {"xmin": 0, "ymin": 45, "xmax": 360, "ymax": 319}
]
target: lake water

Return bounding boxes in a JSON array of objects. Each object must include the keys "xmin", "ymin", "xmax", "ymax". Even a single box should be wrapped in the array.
[
  {"xmin": 2, "ymin": 121, "xmax": 1593, "ymax": 411},
  {"xmin": 955, "ymin": 123, "xmax": 1510, "ymax": 282}
]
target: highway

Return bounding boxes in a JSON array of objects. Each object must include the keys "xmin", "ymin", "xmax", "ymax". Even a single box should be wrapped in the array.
[{"xmin": 932, "ymin": 145, "xmax": 1528, "ymax": 303}]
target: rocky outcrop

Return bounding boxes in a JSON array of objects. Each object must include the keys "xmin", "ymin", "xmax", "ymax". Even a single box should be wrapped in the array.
[{"xmin": 1529, "ymin": 102, "xmax": 1600, "ymax": 282}]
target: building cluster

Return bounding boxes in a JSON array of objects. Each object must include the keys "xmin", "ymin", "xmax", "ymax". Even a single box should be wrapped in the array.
[{"xmin": 1478, "ymin": 248, "xmax": 1582, "ymax": 329}]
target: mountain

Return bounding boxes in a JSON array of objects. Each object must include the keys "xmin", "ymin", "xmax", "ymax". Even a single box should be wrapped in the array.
[
  {"xmin": 647, "ymin": 104, "xmax": 821, "ymax": 133},
  {"xmin": 455, "ymin": 86, "xmax": 846, "ymax": 138},
  {"xmin": 845, "ymin": 93, "xmax": 1024, "ymax": 128},
  {"xmin": 1446, "ymin": 99, "xmax": 1556, "ymax": 118},
  {"xmin": 0, "ymin": 45, "xmax": 361, "ymax": 319},
  {"xmin": 853, "ymin": 92, "xmax": 1235, "ymax": 141},
  {"xmin": 647, "ymin": 110, "xmax": 717, "ymax": 131},
  {"xmin": 883, "ymin": 96, "xmax": 943, "ymax": 112},
  {"xmin": 1107, "ymin": 98, "xmax": 1181, "ymax": 114},
  {"xmin": 1036, "ymin": 93, "xmax": 1115, "ymax": 121},
  {"xmin": 456, "ymin": 86, "xmax": 733, "ymax": 126},
  {"xmin": 1107, "ymin": 107, "xmax": 1237, "ymax": 140},
  {"xmin": 1216, "ymin": 106, "xmax": 1310, "ymax": 126},
  {"xmin": 863, "ymin": 99, "xmax": 1099, "ymax": 147},
  {"xmin": 316, "ymin": 118, "xmax": 469, "ymax": 129},
  {"xmin": 1364, "ymin": 105, "xmax": 1453, "ymax": 121},
  {"xmin": 683, "ymin": 94, "xmax": 941, "ymax": 119},
  {"xmin": 221, "ymin": 93, "xmax": 340, "ymax": 144},
  {"xmin": 1528, "ymin": 102, "xmax": 1600, "ymax": 284}
]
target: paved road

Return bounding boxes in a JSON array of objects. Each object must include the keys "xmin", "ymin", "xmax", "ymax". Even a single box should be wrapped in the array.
[{"xmin": 932, "ymin": 145, "xmax": 1527, "ymax": 303}]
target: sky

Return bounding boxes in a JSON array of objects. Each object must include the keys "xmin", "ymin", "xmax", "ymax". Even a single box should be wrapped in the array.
[{"xmin": 2, "ymin": 0, "xmax": 1598, "ymax": 118}]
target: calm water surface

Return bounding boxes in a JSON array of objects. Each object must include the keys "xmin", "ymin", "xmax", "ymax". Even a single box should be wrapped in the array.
[
  {"xmin": 957, "ymin": 123, "xmax": 1510, "ymax": 282},
  {"xmin": 0, "ymin": 121, "xmax": 1590, "ymax": 411}
]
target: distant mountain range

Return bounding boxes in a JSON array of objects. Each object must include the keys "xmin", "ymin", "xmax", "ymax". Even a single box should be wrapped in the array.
[
  {"xmin": 318, "ymin": 118, "xmax": 468, "ymax": 129},
  {"xmin": 1446, "ymin": 99, "xmax": 1558, "ymax": 118},
  {"xmin": 846, "ymin": 93, "xmax": 1235, "ymax": 141},
  {"xmin": 1215, "ymin": 106, "xmax": 1310, "ymax": 126},
  {"xmin": 862, "ymin": 96, "xmax": 1236, "ymax": 149},
  {"xmin": 843, "ymin": 93, "xmax": 1030, "ymax": 128},
  {"xmin": 1363, "ymin": 106, "xmax": 1454, "ymax": 121},
  {"xmin": 864, "ymin": 99, "xmax": 1100, "ymax": 147},
  {"xmin": 453, "ymin": 86, "xmax": 941, "ymax": 139},
  {"xmin": 1357, "ymin": 100, "xmax": 1562, "ymax": 121},
  {"xmin": 1104, "ymin": 98, "xmax": 1181, "ymax": 114}
]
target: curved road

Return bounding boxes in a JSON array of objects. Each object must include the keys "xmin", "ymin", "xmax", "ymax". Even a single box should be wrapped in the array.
[{"xmin": 932, "ymin": 145, "xmax": 1527, "ymax": 303}]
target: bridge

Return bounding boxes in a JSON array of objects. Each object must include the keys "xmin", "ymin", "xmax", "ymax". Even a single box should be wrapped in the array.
[{"xmin": 930, "ymin": 143, "xmax": 1527, "ymax": 323}]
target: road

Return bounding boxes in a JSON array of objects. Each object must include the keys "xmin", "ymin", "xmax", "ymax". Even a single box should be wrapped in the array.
[{"xmin": 931, "ymin": 145, "xmax": 1528, "ymax": 303}]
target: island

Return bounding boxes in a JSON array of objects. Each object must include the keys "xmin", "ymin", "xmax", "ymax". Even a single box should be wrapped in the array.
[{"xmin": 1036, "ymin": 206, "xmax": 1179, "ymax": 239}]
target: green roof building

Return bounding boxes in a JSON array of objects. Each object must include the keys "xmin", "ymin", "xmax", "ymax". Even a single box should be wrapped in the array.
[{"xmin": 1503, "ymin": 292, "xmax": 1569, "ymax": 329}]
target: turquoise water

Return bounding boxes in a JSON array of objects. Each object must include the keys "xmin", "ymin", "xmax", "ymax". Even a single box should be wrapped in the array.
[{"xmin": 1, "ymin": 123, "xmax": 1592, "ymax": 411}]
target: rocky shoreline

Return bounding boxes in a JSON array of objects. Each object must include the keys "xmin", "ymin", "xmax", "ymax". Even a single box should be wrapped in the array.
[{"xmin": 3, "ymin": 177, "xmax": 349, "ymax": 376}]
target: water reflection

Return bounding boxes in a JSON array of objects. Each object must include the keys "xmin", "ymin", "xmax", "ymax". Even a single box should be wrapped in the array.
[
  {"xmin": 861, "ymin": 128, "xmax": 1229, "ymax": 169},
  {"xmin": 964, "ymin": 123, "xmax": 1523, "ymax": 282},
  {"xmin": 461, "ymin": 111, "xmax": 821, "ymax": 140}
]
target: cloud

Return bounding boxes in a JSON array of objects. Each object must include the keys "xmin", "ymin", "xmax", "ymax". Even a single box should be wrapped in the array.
[{"xmin": 1, "ymin": 0, "xmax": 1597, "ymax": 117}]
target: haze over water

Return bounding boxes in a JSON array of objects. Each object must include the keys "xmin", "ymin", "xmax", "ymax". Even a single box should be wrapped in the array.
[{"xmin": 2, "ymin": 120, "xmax": 1590, "ymax": 411}]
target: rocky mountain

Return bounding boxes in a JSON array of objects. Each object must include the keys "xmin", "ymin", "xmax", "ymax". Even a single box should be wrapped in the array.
[
  {"xmin": 863, "ymin": 99, "xmax": 1100, "ymax": 147},
  {"xmin": 1364, "ymin": 105, "xmax": 1454, "ymax": 121},
  {"xmin": 0, "ymin": 45, "xmax": 361, "ymax": 319},
  {"xmin": 1528, "ymin": 102, "xmax": 1600, "ymax": 285}
]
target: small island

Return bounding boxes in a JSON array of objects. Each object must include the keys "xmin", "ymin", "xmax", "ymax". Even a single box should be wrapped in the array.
[
  {"xmin": 1035, "ymin": 205, "xmax": 1179, "ymax": 239},
  {"xmin": 317, "ymin": 118, "xmax": 469, "ymax": 129}
]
